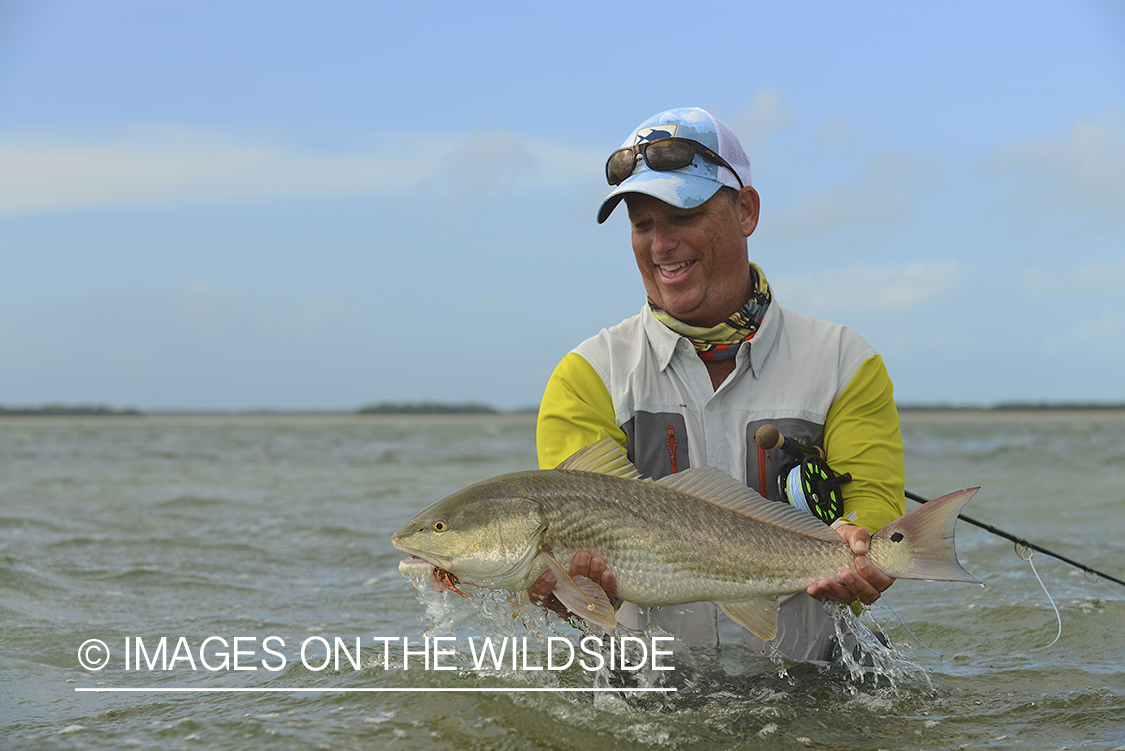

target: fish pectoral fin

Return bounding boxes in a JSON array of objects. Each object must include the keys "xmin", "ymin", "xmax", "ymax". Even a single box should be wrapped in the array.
[
  {"xmin": 718, "ymin": 598, "xmax": 780, "ymax": 642},
  {"xmin": 553, "ymin": 575, "xmax": 617, "ymax": 630},
  {"xmin": 541, "ymin": 550, "xmax": 617, "ymax": 630}
]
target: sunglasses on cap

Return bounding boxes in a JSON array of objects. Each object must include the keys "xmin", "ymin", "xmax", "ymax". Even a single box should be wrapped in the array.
[{"xmin": 605, "ymin": 137, "xmax": 745, "ymax": 188}]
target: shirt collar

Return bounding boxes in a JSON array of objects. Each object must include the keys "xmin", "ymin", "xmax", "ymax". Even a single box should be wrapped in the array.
[
  {"xmin": 745, "ymin": 296, "xmax": 780, "ymax": 378},
  {"xmin": 641, "ymin": 304, "xmax": 684, "ymax": 371},
  {"xmin": 641, "ymin": 294, "xmax": 783, "ymax": 378}
]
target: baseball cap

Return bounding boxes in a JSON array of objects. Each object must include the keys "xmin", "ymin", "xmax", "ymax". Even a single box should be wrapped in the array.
[{"xmin": 596, "ymin": 107, "xmax": 753, "ymax": 224}]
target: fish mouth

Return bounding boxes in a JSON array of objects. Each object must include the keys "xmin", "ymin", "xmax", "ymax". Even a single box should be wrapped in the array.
[
  {"xmin": 398, "ymin": 554, "xmax": 436, "ymax": 578},
  {"xmin": 391, "ymin": 535, "xmax": 452, "ymax": 570},
  {"xmin": 397, "ymin": 555, "xmax": 468, "ymax": 598}
]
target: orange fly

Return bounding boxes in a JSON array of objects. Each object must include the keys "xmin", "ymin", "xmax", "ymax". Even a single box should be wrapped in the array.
[{"xmin": 432, "ymin": 567, "xmax": 469, "ymax": 599}]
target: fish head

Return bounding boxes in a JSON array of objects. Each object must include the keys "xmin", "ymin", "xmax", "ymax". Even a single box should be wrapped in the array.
[{"xmin": 391, "ymin": 477, "xmax": 548, "ymax": 589}]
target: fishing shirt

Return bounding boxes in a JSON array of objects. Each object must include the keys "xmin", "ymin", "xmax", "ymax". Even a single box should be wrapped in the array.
[{"xmin": 535, "ymin": 295, "xmax": 906, "ymax": 660}]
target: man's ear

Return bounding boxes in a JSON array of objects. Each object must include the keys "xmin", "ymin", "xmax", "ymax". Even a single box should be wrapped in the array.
[{"xmin": 737, "ymin": 186, "xmax": 761, "ymax": 238}]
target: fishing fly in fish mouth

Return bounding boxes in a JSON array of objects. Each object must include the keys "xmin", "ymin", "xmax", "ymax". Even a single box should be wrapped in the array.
[{"xmin": 391, "ymin": 437, "xmax": 981, "ymax": 643}]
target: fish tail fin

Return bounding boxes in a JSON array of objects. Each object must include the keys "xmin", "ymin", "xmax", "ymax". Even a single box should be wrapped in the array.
[{"xmin": 869, "ymin": 488, "xmax": 982, "ymax": 584}]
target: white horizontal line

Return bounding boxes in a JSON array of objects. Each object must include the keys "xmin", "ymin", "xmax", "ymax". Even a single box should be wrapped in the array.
[{"xmin": 74, "ymin": 687, "xmax": 676, "ymax": 693}]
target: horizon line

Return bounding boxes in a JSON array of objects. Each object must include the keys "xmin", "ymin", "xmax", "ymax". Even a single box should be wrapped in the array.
[
  {"xmin": 6, "ymin": 401, "xmax": 1125, "ymax": 417},
  {"xmin": 74, "ymin": 686, "xmax": 677, "ymax": 693}
]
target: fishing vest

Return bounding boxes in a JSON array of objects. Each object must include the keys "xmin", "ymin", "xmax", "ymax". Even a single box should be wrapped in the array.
[{"xmin": 567, "ymin": 301, "xmax": 877, "ymax": 496}]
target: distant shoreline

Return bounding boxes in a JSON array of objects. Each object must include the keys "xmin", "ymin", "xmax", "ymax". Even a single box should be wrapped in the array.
[
  {"xmin": 2, "ymin": 401, "xmax": 1123, "ymax": 418},
  {"xmin": 0, "ymin": 405, "xmax": 144, "ymax": 417},
  {"xmin": 897, "ymin": 402, "xmax": 1125, "ymax": 412}
]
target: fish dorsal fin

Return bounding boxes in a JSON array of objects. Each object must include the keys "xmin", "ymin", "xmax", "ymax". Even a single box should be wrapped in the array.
[
  {"xmin": 656, "ymin": 467, "xmax": 841, "ymax": 543},
  {"xmin": 556, "ymin": 436, "xmax": 643, "ymax": 480}
]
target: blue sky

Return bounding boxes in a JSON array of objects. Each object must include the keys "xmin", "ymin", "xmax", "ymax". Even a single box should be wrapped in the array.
[{"xmin": 2, "ymin": 0, "xmax": 1123, "ymax": 411}]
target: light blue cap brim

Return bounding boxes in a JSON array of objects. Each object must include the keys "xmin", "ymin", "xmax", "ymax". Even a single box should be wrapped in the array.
[{"xmin": 596, "ymin": 169, "xmax": 724, "ymax": 224}]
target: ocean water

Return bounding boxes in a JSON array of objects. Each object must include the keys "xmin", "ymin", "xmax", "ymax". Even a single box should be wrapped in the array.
[{"xmin": 2, "ymin": 411, "xmax": 1123, "ymax": 750}]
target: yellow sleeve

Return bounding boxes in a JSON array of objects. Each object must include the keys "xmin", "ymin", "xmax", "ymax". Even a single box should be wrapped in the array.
[
  {"xmin": 536, "ymin": 352, "xmax": 628, "ymax": 469},
  {"xmin": 823, "ymin": 355, "xmax": 906, "ymax": 533}
]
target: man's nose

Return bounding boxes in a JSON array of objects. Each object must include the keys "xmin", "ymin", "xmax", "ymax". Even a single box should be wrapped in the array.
[{"xmin": 650, "ymin": 221, "xmax": 679, "ymax": 254}]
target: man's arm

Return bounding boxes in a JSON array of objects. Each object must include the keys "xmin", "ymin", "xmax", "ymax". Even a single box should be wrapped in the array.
[
  {"xmin": 536, "ymin": 352, "xmax": 627, "ymax": 469},
  {"xmin": 808, "ymin": 354, "xmax": 905, "ymax": 605}
]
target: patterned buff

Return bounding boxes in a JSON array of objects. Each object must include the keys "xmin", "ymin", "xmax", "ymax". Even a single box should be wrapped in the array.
[{"xmin": 649, "ymin": 263, "xmax": 772, "ymax": 361}]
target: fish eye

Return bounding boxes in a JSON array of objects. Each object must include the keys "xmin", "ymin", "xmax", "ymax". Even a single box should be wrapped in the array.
[{"xmin": 431, "ymin": 519, "xmax": 448, "ymax": 533}]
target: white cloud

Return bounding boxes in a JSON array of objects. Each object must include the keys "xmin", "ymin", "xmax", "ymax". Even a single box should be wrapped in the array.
[
  {"xmin": 1025, "ymin": 258, "xmax": 1125, "ymax": 297},
  {"xmin": 978, "ymin": 108, "xmax": 1125, "ymax": 229},
  {"xmin": 425, "ymin": 129, "xmax": 599, "ymax": 203},
  {"xmin": 774, "ymin": 260, "xmax": 962, "ymax": 314},
  {"xmin": 765, "ymin": 148, "xmax": 946, "ymax": 241},
  {"xmin": 1043, "ymin": 310, "xmax": 1125, "ymax": 358},
  {"xmin": 69, "ymin": 283, "xmax": 366, "ymax": 337},
  {"xmin": 729, "ymin": 88, "xmax": 799, "ymax": 153},
  {"xmin": 0, "ymin": 125, "xmax": 602, "ymax": 216}
]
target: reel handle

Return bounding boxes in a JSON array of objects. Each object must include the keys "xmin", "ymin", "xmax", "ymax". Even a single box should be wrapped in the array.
[{"xmin": 753, "ymin": 424, "xmax": 825, "ymax": 460}]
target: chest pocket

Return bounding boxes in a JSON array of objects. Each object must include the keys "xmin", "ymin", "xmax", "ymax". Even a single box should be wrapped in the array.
[{"xmin": 622, "ymin": 411, "xmax": 690, "ymax": 480}]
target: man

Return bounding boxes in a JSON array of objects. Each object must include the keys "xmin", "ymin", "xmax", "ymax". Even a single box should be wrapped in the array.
[{"xmin": 532, "ymin": 107, "xmax": 905, "ymax": 662}]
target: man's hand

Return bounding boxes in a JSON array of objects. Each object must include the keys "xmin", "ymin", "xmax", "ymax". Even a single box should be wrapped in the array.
[
  {"xmin": 806, "ymin": 525, "xmax": 894, "ymax": 606},
  {"xmin": 528, "ymin": 550, "xmax": 617, "ymax": 617}
]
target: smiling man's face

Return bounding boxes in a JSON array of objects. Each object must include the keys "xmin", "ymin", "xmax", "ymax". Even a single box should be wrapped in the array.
[{"xmin": 625, "ymin": 186, "xmax": 761, "ymax": 327}]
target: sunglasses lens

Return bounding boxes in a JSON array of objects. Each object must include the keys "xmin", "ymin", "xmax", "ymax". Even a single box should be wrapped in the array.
[
  {"xmin": 643, "ymin": 139, "xmax": 695, "ymax": 171},
  {"xmin": 605, "ymin": 139, "xmax": 703, "ymax": 185},
  {"xmin": 606, "ymin": 148, "xmax": 637, "ymax": 185}
]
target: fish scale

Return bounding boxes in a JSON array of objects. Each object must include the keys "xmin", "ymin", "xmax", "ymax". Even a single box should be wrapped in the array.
[{"xmin": 525, "ymin": 469, "xmax": 858, "ymax": 604}]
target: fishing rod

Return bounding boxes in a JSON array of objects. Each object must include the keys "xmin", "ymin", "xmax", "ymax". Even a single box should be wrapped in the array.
[
  {"xmin": 904, "ymin": 489, "xmax": 1125, "ymax": 589},
  {"xmin": 753, "ymin": 425, "xmax": 1125, "ymax": 590}
]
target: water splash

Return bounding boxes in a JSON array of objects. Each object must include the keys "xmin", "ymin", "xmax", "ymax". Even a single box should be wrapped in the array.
[
  {"xmin": 824, "ymin": 602, "xmax": 933, "ymax": 692},
  {"xmin": 404, "ymin": 571, "xmax": 932, "ymax": 696}
]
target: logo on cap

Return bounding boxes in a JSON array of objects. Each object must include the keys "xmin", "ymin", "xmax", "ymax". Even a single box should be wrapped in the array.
[{"xmin": 635, "ymin": 125, "xmax": 679, "ymax": 144}]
